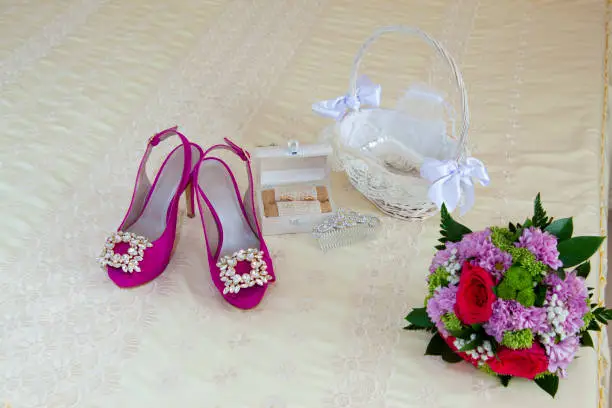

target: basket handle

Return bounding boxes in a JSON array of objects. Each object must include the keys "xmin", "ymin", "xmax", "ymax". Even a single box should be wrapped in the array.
[{"xmin": 349, "ymin": 25, "xmax": 470, "ymax": 163}]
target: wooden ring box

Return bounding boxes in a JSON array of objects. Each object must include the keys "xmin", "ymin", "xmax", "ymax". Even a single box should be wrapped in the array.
[{"xmin": 252, "ymin": 141, "xmax": 336, "ymax": 235}]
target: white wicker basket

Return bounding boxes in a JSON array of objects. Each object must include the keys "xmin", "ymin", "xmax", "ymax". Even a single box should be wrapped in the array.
[{"xmin": 313, "ymin": 26, "xmax": 485, "ymax": 221}]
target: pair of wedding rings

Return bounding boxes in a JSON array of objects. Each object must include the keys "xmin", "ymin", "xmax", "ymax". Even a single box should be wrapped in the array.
[{"xmin": 278, "ymin": 194, "xmax": 315, "ymax": 202}]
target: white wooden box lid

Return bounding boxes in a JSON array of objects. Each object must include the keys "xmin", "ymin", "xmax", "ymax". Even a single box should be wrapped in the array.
[{"xmin": 252, "ymin": 141, "xmax": 333, "ymax": 187}]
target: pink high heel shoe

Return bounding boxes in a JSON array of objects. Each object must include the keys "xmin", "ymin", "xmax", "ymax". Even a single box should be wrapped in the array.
[
  {"xmin": 98, "ymin": 127, "xmax": 202, "ymax": 288},
  {"xmin": 192, "ymin": 138, "xmax": 275, "ymax": 309}
]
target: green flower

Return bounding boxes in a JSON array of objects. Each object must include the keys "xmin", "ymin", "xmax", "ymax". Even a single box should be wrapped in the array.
[
  {"xmin": 441, "ymin": 313, "xmax": 463, "ymax": 332},
  {"xmin": 503, "ymin": 266, "xmax": 532, "ymax": 291},
  {"xmin": 496, "ymin": 281, "xmax": 517, "ymax": 300},
  {"xmin": 502, "ymin": 329, "xmax": 534, "ymax": 350},
  {"xmin": 509, "ymin": 246, "xmax": 531, "ymax": 264},
  {"xmin": 516, "ymin": 288, "xmax": 536, "ymax": 307},
  {"xmin": 428, "ymin": 267, "xmax": 450, "ymax": 295},
  {"xmin": 496, "ymin": 267, "xmax": 536, "ymax": 306},
  {"xmin": 479, "ymin": 363, "xmax": 497, "ymax": 376},
  {"xmin": 582, "ymin": 311, "xmax": 594, "ymax": 331},
  {"xmin": 508, "ymin": 247, "xmax": 548, "ymax": 279},
  {"xmin": 491, "ymin": 227, "xmax": 516, "ymax": 251}
]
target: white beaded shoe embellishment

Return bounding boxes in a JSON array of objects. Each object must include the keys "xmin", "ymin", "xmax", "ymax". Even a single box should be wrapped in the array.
[
  {"xmin": 98, "ymin": 231, "xmax": 152, "ymax": 273},
  {"xmin": 217, "ymin": 248, "xmax": 272, "ymax": 295}
]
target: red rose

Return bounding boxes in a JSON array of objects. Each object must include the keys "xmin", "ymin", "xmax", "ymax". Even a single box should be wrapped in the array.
[
  {"xmin": 487, "ymin": 343, "xmax": 549, "ymax": 379},
  {"xmin": 442, "ymin": 335, "xmax": 549, "ymax": 379},
  {"xmin": 454, "ymin": 262, "xmax": 496, "ymax": 325}
]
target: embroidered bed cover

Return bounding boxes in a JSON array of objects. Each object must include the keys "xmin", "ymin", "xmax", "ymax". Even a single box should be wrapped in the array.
[{"xmin": 0, "ymin": 0, "xmax": 609, "ymax": 407}]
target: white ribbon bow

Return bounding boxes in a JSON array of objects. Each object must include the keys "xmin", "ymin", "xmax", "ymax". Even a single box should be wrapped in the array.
[
  {"xmin": 420, "ymin": 157, "xmax": 490, "ymax": 215},
  {"xmin": 312, "ymin": 76, "xmax": 381, "ymax": 121}
]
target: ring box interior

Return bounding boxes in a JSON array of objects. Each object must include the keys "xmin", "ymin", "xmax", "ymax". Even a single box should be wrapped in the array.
[{"xmin": 252, "ymin": 142, "xmax": 336, "ymax": 235}]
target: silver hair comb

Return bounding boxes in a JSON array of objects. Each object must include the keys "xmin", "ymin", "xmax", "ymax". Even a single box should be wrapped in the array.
[{"xmin": 312, "ymin": 208, "xmax": 381, "ymax": 252}]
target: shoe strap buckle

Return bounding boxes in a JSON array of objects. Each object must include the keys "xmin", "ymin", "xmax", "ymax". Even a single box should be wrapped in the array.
[{"xmin": 223, "ymin": 138, "xmax": 251, "ymax": 162}]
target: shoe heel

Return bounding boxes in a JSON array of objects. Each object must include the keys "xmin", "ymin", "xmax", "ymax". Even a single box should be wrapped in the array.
[
  {"xmin": 171, "ymin": 223, "xmax": 182, "ymax": 257},
  {"xmin": 185, "ymin": 180, "xmax": 195, "ymax": 218}
]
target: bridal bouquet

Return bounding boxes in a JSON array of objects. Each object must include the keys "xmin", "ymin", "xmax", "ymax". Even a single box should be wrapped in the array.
[{"xmin": 405, "ymin": 194, "xmax": 610, "ymax": 397}]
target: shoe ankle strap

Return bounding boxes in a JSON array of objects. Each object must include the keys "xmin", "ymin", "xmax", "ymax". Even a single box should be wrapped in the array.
[
  {"xmin": 203, "ymin": 138, "xmax": 250, "ymax": 162},
  {"xmin": 139, "ymin": 126, "xmax": 193, "ymax": 190},
  {"xmin": 120, "ymin": 126, "xmax": 193, "ymax": 231},
  {"xmin": 147, "ymin": 126, "xmax": 190, "ymax": 148},
  {"xmin": 202, "ymin": 138, "xmax": 263, "ymax": 236}
]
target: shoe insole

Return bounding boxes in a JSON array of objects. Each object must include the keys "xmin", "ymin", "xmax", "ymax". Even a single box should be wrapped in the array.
[
  {"xmin": 197, "ymin": 159, "xmax": 260, "ymax": 257},
  {"xmin": 127, "ymin": 145, "xmax": 200, "ymax": 240}
]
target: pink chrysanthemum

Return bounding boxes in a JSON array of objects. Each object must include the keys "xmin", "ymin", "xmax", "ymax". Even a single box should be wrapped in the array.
[
  {"xmin": 429, "ymin": 230, "xmax": 512, "ymax": 280},
  {"xmin": 545, "ymin": 336, "xmax": 580, "ymax": 378},
  {"xmin": 429, "ymin": 242, "xmax": 461, "ymax": 274},
  {"xmin": 426, "ymin": 285, "xmax": 458, "ymax": 336},
  {"xmin": 457, "ymin": 229, "xmax": 512, "ymax": 280},
  {"xmin": 516, "ymin": 227, "xmax": 563, "ymax": 270},
  {"xmin": 544, "ymin": 272, "xmax": 590, "ymax": 336},
  {"xmin": 483, "ymin": 299, "xmax": 549, "ymax": 342}
]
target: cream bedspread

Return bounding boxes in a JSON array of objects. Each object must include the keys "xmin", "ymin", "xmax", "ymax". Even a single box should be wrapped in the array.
[{"xmin": 0, "ymin": 0, "xmax": 609, "ymax": 407}]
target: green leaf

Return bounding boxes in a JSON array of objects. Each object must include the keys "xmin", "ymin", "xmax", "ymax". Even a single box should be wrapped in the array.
[
  {"xmin": 593, "ymin": 307, "xmax": 607, "ymax": 322},
  {"xmin": 425, "ymin": 333, "xmax": 446, "ymax": 356},
  {"xmin": 534, "ymin": 285, "xmax": 547, "ymax": 307},
  {"xmin": 405, "ymin": 308, "xmax": 434, "ymax": 328},
  {"xmin": 441, "ymin": 347, "xmax": 463, "ymax": 363},
  {"xmin": 439, "ymin": 203, "xmax": 472, "ymax": 243},
  {"xmin": 557, "ymin": 269, "xmax": 566, "ymax": 280},
  {"xmin": 532, "ymin": 193, "xmax": 553, "ymax": 229},
  {"xmin": 534, "ymin": 374, "xmax": 559, "ymax": 398},
  {"xmin": 448, "ymin": 327, "xmax": 472, "ymax": 339},
  {"xmin": 593, "ymin": 308, "xmax": 612, "ymax": 324},
  {"xmin": 576, "ymin": 261, "xmax": 591, "ymax": 279},
  {"xmin": 508, "ymin": 223, "xmax": 517, "ymax": 233},
  {"xmin": 435, "ymin": 244, "xmax": 446, "ymax": 250},
  {"xmin": 489, "ymin": 338, "xmax": 500, "ymax": 355},
  {"xmin": 404, "ymin": 324, "xmax": 429, "ymax": 331},
  {"xmin": 425, "ymin": 332, "xmax": 465, "ymax": 363},
  {"xmin": 580, "ymin": 331, "xmax": 594, "ymax": 348},
  {"xmin": 459, "ymin": 338, "xmax": 480, "ymax": 352},
  {"xmin": 544, "ymin": 217, "xmax": 573, "ymax": 241},
  {"xmin": 595, "ymin": 314, "xmax": 608, "ymax": 325},
  {"xmin": 557, "ymin": 236, "xmax": 606, "ymax": 268},
  {"xmin": 499, "ymin": 375, "xmax": 512, "ymax": 387},
  {"xmin": 587, "ymin": 319, "xmax": 601, "ymax": 332}
]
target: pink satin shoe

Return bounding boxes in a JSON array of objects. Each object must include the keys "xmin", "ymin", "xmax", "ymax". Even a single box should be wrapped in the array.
[
  {"xmin": 98, "ymin": 127, "xmax": 202, "ymax": 288},
  {"xmin": 192, "ymin": 138, "xmax": 275, "ymax": 309}
]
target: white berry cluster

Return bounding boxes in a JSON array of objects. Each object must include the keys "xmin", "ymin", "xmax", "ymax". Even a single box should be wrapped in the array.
[
  {"xmin": 539, "ymin": 290, "xmax": 570, "ymax": 344},
  {"xmin": 443, "ymin": 247, "xmax": 462, "ymax": 285},
  {"xmin": 453, "ymin": 335, "xmax": 494, "ymax": 366}
]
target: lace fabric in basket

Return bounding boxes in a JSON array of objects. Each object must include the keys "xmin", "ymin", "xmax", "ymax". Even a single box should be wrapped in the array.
[{"xmin": 313, "ymin": 26, "xmax": 490, "ymax": 220}]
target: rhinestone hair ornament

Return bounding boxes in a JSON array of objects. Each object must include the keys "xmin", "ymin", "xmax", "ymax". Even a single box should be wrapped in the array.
[{"xmin": 312, "ymin": 208, "xmax": 381, "ymax": 252}]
